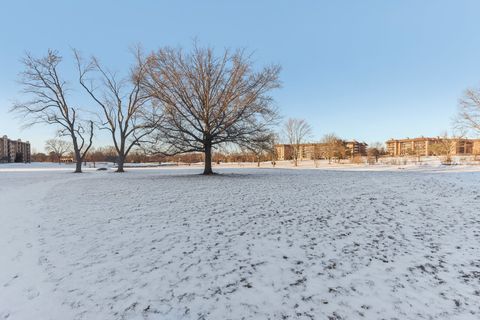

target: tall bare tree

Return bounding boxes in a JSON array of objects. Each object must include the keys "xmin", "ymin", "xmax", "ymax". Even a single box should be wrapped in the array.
[
  {"xmin": 142, "ymin": 45, "xmax": 281, "ymax": 174},
  {"xmin": 283, "ymin": 118, "xmax": 312, "ymax": 166},
  {"xmin": 45, "ymin": 138, "xmax": 72, "ymax": 164},
  {"xmin": 11, "ymin": 50, "xmax": 93, "ymax": 173},
  {"xmin": 241, "ymin": 133, "xmax": 276, "ymax": 167},
  {"xmin": 75, "ymin": 49, "xmax": 161, "ymax": 172}
]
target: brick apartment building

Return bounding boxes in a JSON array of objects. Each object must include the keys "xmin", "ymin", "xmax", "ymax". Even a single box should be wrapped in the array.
[
  {"xmin": 275, "ymin": 140, "xmax": 367, "ymax": 161},
  {"xmin": 0, "ymin": 135, "xmax": 31, "ymax": 163},
  {"xmin": 386, "ymin": 137, "xmax": 480, "ymax": 157}
]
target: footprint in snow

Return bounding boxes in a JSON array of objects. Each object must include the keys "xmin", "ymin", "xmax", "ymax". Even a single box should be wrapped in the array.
[{"xmin": 25, "ymin": 287, "xmax": 40, "ymax": 300}]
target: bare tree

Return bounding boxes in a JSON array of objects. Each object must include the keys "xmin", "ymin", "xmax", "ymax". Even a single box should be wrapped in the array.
[
  {"xmin": 75, "ymin": 49, "xmax": 161, "ymax": 172},
  {"xmin": 45, "ymin": 138, "xmax": 72, "ymax": 164},
  {"xmin": 367, "ymin": 142, "xmax": 385, "ymax": 164},
  {"xmin": 430, "ymin": 132, "xmax": 461, "ymax": 165},
  {"xmin": 11, "ymin": 50, "xmax": 93, "ymax": 173},
  {"xmin": 321, "ymin": 133, "xmax": 344, "ymax": 164},
  {"xmin": 458, "ymin": 88, "xmax": 480, "ymax": 134},
  {"xmin": 269, "ymin": 134, "xmax": 280, "ymax": 167},
  {"xmin": 312, "ymin": 143, "xmax": 323, "ymax": 168},
  {"xmin": 142, "ymin": 45, "xmax": 281, "ymax": 175},
  {"xmin": 284, "ymin": 118, "xmax": 312, "ymax": 166},
  {"xmin": 241, "ymin": 133, "xmax": 276, "ymax": 167}
]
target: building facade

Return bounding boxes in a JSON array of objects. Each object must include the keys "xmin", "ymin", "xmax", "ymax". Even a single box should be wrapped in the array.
[
  {"xmin": 275, "ymin": 140, "xmax": 368, "ymax": 161},
  {"xmin": 0, "ymin": 135, "xmax": 31, "ymax": 163},
  {"xmin": 386, "ymin": 137, "xmax": 480, "ymax": 157},
  {"xmin": 345, "ymin": 141, "xmax": 368, "ymax": 157}
]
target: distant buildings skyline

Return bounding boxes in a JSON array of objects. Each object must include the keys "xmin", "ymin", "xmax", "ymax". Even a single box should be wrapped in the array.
[
  {"xmin": 4, "ymin": 130, "xmax": 480, "ymax": 158},
  {"xmin": 386, "ymin": 137, "xmax": 480, "ymax": 157}
]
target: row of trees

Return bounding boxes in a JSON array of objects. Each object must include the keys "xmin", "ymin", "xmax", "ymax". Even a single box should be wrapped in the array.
[
  {"xmin": 36, "ymin": 141, "xmax": 125, "ymax": 164},
  {"xmin": 33, "ymin": 116, "xmax": 476, "ymax": 167},
  {"xmin": 13, "ymin": 44, "xmax": 281, "ymax": 174},
  {"xmin": 32, "ymin": 144, "xmax": 279, "ymax": 166}
]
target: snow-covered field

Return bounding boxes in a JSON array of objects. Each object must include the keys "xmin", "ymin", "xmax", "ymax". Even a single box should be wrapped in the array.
[{"xmin": 1, "ymin": 164, "xmax": 480, "ymax": 319}]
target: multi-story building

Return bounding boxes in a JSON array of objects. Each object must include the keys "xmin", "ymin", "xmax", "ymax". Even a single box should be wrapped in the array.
[
  {"xmin": 275, "ymin": 140, "xmax": 368, "ymax": 161},
  {"xmin": 386, "ymin": 137, "xmax": 480, "ymax": 157},
  {"xmin": 345, "ymin": 140, "xmax": 368, "ymax": 157},
  {"xmin": 0, "ymin": 135, "xmax": 31, "ymax": 163}
]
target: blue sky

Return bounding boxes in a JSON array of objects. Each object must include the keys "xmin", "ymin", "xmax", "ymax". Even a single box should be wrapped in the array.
[{"xmin": 1, "ymin": 0, "xmax": 480, "ymax": 152}]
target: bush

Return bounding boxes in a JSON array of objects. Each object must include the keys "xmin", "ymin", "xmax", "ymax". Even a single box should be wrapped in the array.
[{"xmin": 350, "ymin": 155, "xmax": 364, "ymax": 164}]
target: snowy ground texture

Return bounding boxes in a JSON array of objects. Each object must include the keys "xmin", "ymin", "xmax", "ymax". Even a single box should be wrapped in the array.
[{"xmin": 1, "ymin": 165, "xmax": 480, "ymax": 320}]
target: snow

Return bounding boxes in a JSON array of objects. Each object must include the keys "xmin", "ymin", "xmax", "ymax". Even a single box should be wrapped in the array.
[{"xmin": 1, "ymin": 164, "xmax": 480, "ymax": 319}]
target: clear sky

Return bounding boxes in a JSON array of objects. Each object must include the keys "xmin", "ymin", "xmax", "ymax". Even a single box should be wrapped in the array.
[{"xmin": 2, "ymin": 0, "xmax": 480, "ymax": 152}]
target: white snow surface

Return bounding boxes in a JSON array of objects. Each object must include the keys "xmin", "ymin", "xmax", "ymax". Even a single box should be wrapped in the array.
[{"xmin": 1, "ymin": 165, "xmax": 480, "ymax": 319}]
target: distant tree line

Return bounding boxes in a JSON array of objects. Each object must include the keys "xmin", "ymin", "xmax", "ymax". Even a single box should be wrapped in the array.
[{"xmin": 30, "ymin": 145, "xmax": 279, "ymax": 167}]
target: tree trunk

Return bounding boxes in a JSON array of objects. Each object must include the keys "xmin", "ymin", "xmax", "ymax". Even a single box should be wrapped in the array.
[
  {"xmin": 72, "ymin": 143, "xmax": 82, "ymax": 173},
  {"xmin": 75, "ymin": 158, "xmax": 82, "ymax": 173},
  {"xmin": 116, "ymin": 156, "xmax": 125, "ymax": 173},
  {"xmin": 293, "ymin": 146, "xmax": 298, "ymax": 166},
  {"xmin": 203, "ymin": 142, "xmax": 213, "ymax": 175},
  {"xmin": 71, "ymin": 135, "xmax": 83, "ymax": 173}
]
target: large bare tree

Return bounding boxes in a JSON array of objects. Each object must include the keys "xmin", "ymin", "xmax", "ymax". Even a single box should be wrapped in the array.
[
  {"xmin": 75, "ymin": 50, "xmax": 161, "ymax": 172},
  {"xmin": 283, "ymin": 118, "xmax": 312, "ymax": 166},
  {"xmin": 11, "ymin": 50, "xmax": 93, "ymax": 173},
  {"xmin": 142, "ymin": 45, "xmax": 281, "ymax": 174},
  {"xmin": 45, "ymin": 138, "xmax": 72, "ymax": 164}
]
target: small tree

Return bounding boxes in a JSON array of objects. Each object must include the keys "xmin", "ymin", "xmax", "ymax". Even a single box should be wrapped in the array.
[
  {"xmin": 312, "ymin": 144, "xmax": 323, "ymax": 168},
  {"xmin": 11, "ymin": 50, "xmax": 93, "ymax": 173},
  {"xmin": 367, "ymin": 142, "xmax": 384, "ymax": 164},
  {"xmin": 142, "ymin": 44, "xmax": 280, "ymax": 175},
  {"xmin": 430, "ymin": 133, "xmax": 460, "ymax": 165},
  {"xmin": 241, "ymin": 133, "xmax": 276, "ymax": 167},
  {"xmin": 269, "ymin": 134, "xmax": 280, "ymax": 167},
  {"xmin": 284, "ymin": 118, "xmax": 312, "ymax": 166},
  {"xmin": 321, "ymin": 133, "xmax": 344, "ymax": 164},
  {"xmin": 45, "ymin": 138, "xmax": 72, "ymax": 164}
]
